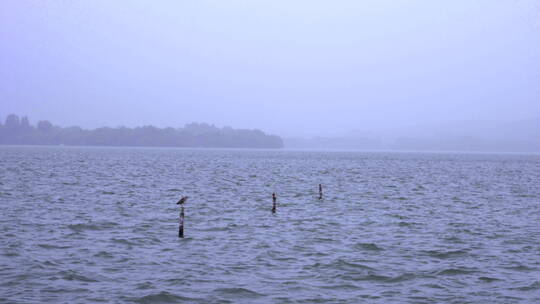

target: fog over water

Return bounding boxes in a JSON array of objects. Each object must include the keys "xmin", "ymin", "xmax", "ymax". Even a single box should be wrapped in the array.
[
  {"xmin": 1, "ymin": 1, "xmax": 539, "ymax": 144},
  {"xmin": 2, "ymin": 3, "xmax": 540, "ymax": 302}
]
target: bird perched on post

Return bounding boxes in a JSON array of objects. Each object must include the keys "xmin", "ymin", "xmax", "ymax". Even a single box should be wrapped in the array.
[{"xmin": 176, "ymin": 196, "xmax": 189, "ymax": 205}]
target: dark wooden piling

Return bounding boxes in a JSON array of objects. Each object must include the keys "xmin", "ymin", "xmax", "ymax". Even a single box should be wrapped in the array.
[
  {"xmin": 319, "ymin": 184, "xmax": 323, "ymax": 200},
  {"xmin": 272, "ymin": 193, "xmax": 277, "ymax": 213},
  {"xmin": 178, "ymin": 206, "xmax": 185, "ymax": 238}
]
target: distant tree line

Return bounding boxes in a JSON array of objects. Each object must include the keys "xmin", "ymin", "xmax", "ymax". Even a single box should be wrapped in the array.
[{"xmin": 0, "ymin": 114, "xmax": 284, "ymax": 148}]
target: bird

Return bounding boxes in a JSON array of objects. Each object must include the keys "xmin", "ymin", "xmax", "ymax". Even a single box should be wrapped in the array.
[{"xmin": 176, "ymin": 196, "xmax": 189, "ymax": 205}]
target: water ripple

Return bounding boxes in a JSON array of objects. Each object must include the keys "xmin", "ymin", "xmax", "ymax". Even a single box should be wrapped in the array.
[{"xmin": 1, "ymin": 147, "xmax": 539, "ymax": 303}]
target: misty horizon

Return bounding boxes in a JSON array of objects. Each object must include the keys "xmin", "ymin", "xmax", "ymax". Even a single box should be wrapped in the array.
[
  {"xmin": 3, "ymin": 112, "xmax": 539, "ymax": 140},
  {"xmin": 2, "ymin": 1, "xmax": 540, "ymax": 138},
  {"xmin": 2, "ymin": 113, "xmax": 538, "ymax": 153}
]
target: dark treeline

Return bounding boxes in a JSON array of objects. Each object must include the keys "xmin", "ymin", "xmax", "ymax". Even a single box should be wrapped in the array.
[{"xmin": 0, "ymin": 114, "xmax": 283, "ymax": 148}]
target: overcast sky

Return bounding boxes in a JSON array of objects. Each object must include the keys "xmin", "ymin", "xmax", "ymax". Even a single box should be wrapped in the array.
[{"xmin": 1, "ymin": 0, "xmax": 539, "ymax": 137}]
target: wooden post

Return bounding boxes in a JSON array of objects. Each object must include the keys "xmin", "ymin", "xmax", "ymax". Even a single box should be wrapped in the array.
[
  {"xmin": 272, "ymin": 193, "xmax": 277, "ymax": 213},
  {"xmin": 178, "ymin": 206, "xmax": 185, "ymax": 238},
  {"xmin": 319, "ymin": 184, "xmax": 323, "ymax": 200}
]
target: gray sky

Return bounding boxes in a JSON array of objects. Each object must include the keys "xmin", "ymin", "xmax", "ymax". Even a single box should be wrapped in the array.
[{"xmin": 1, "ymin": 0, "xmax": 539, "ymax": 137}]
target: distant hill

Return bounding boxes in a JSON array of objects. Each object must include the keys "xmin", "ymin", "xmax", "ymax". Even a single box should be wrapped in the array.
[{"xmin": 0, "ymin": 114, "xmax": 283, "ymax": 149}]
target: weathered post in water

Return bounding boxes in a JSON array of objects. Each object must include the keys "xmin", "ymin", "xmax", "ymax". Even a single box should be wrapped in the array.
[
  {"xmin": 176, "ymin": 196, "xmax": 188, "ymax": 238},
  {"xmin": 178, "ymin": 206, "xmax": 185, "ymax": 238},
  {"xmin": 272, "ymin": 193, "xmax": 277, "ymax": 213},
  {"xmin": 319, "ymin": 184, "xmax": 323, "ymax": 200}
]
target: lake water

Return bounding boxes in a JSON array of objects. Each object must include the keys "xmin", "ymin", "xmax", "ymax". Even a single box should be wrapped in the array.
[{"xmin": 1, "ymin": 146, "xmax": 539, "ymax": 303}]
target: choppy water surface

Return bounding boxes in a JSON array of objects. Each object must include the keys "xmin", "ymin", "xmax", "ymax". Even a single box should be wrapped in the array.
[{"xmin": 1, "ymin": 146, "xmax": 540, "ymax": 303}]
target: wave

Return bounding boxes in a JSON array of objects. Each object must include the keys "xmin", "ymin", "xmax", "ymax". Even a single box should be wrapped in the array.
[
  {"xmin": 478, "ymin": 276, "xmax": 500, "ymax": 282},
  {"xmin": 423, "ymin": 249, "xmax": 468, "ymax": 259},
  {"xmin": 504, "ymin": 264, "xmax": 537, "ymax": 272},
  {"xmin": 214, "ymin": 287, "xmax": 265, "ymax": 298},
  {"xmin": 111, "ymin": 238, "xmax": 137, "ymax": 246},
  {"xmin": 93, "ymin": 251, "xmax": 114, "ymax": 258},
  {"xmin": 59, "ymin": 270, "xmax": 99, "ymax": 283},
  {"xmin": 511, "ymin": 281, "xmax": 540, "ymax": 291},
  {"xmin": 37, "ymin": 243, "xmax": 71, "ymax": 250},
  {"xmin": 306, "ymin": 259, "xmax": 375, "ymax": 274},
  {"xmin": 129, "ymin": 291, "xmax": 200, "ymax": 304},
  {"xmin": 67, "ymin": 221, "xmax": 119, "ymax": 232},
  {"xmin": 354, "ymin": 242, "xmax": 383, "ymax": 251},
  {"xmin": 436, "ymin": 268, "xmax": 477, "ymax": 276}
]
